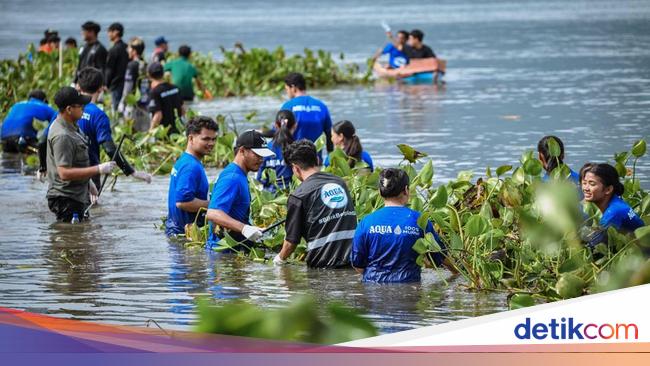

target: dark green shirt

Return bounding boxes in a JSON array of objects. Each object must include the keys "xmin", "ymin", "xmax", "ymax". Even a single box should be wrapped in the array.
[
  {"xmin": 163, "ymin": 57, "xmax": 198, "ymax": 100},
  {"xmin": 46, "ymin": 116, "xmax": 91, "ymax": 204}
]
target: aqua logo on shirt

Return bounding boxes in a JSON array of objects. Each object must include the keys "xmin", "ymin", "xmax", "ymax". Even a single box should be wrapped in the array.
[{"xmin": 320, "ymin": 183, "xmax": 348, "ymax": 209}]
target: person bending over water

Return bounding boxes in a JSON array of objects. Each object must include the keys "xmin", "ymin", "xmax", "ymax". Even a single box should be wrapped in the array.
[
  {"xmin": 350, "ymin": 168, "xmax": 453, "ymax": 282},
  {"xmin": 581, "ymin": 163, "xmax": 644, "ymax": 249},
  {"xmin": 257, "ymin": 110, "xmax": 297, "ymax": 193},
  {"xmin": 324, "ymin": 120, "xmax": 373, "ymax": 171}
]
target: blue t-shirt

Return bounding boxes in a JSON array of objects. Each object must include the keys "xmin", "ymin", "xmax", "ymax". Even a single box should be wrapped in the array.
[
  {"xmin": 256, "ymin": 141, "xmax": 292, "ymax": 192},
  {"xmin": 601, "ymin": 195, "xmax": 644, "ymax": 233},
  {"xmin": 1, "ymin": 98, "xmax": 56, "ymax": 139},
  {"xmin": 324, "ymin": 150, "xmax": 374, "ymax": 171},
  {"xmin": 382, "ymin": 43, "xmax": 408, "ymax": 69},
  {"xmin": 166, "ymin": 152, "xmax": 209, "ymax": 236},
  {"xmin": 207, "ymin": 163, "xmax": 251, "ymax": 247},
  {"xmin": 77, "ymin": 103, "xmax": 113, "ymax": 166},
  {"xmin": 281, "ymin": 96, "xmax": 332, "ymax": 144},
  {"xmin": 351, "ymin": 206, "xmax": 445, "ymax": 283}
]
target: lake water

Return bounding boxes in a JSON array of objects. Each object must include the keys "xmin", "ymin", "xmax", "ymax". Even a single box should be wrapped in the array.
[{"xmin": 0, "ymin": 0, "xmax": 649, "ymax": 334}]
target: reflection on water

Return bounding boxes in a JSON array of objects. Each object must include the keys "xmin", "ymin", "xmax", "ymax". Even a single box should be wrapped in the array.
[{"xmin": 1, "ymin": 0, "xmax": 649, "ymax": 334}]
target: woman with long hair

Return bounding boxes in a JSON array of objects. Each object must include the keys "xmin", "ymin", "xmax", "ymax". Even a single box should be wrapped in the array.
[
  {"xmin": 256, "ymin": 110, "xmax": 296, "ymax": 192},
  {"xmin": 325, "ymin": 120, "xmax": 373, "ymax": 171}
]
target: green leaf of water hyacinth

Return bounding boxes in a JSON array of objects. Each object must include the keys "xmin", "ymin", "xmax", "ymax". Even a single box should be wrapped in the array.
[
  {"xmin": 430, "ymin": 186, "xmax": 448, "ymax": 209},
  {"xmin": 496, "ymin": 165, "xmax": 512, "ymax": 176},
  {"xmin": 465, "ymin": 214, "xmax": 490, "ymax": 237},
  {"xmin": 555, "ymin": 273, "xmax": 586, "ymax": 299},
  {"xmin": 523, "ymin": 158, "xmax": 543, "ymax": 176},
  {"xmin": 547, "ymin": 137, "xmax": 562, "ymax": 158},
  {"xmin": 632, "ymin": 139, "xmax": 646, "ymax": 158},
  {"xmin": 509, "ymin": 294, "xmax": 535, "ymax": 310}
]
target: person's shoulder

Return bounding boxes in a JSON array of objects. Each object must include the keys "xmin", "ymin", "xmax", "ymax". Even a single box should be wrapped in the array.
[{"xmin": 361, "ymin": 150, "xmax": 372, "ymax": 159}]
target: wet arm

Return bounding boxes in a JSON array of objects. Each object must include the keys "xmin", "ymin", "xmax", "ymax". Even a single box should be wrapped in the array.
[
  {"xmin": 206, "ymin": 208, "xmax": 245, "ymax": 233},
  {"xmin": 278, "ymin": 240, "xmax": 297, "ymax": 261},
  {"xmin": 177, "ymin": 199, "xmax": 208, "ymax": 213}
]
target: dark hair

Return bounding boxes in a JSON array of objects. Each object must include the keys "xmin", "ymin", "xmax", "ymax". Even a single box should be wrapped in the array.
[
  {"xmin": 185, "ymin": 116, "xmax": 218, "ymax": 137},
  {"xmin": 537, "ymin": 135, "xmax": 565, "ymax": 172},
  {"xmin": 39, "ymin": 38, "xmax": 47, "ymax": 46},
  {"xmin": 580, "ymin": 163, "xmax": 624, "ymax": 196},
  {"xmin": 47, "ymin": 35, "xmax": 61, "ymax": 44},
  {"xmin": 77, "ymin": 67, "xmax": 104, "ymax": 93},
  {"xmin": 179, "ymin": 45, "xmax": 191, "ymax": 58},
  {"xmin": 410, "ymin": 29, "xmax": 424, "ymax": 42},
  {"xmin": 284, "ymin": 72, "xmax": 306, "ymax": 91},
  {"xmin": 333, "ymin": 120, "xmax": 363, "ymax": 167},
  {"xmin": 108, "ymin": 22, "xmax": 124, "ymax": 38},
  {"xmin": 284, "ymin": 139, "xmax": 318, "ymax": 170},
  {"xmin": 65, "ymin": 37, "xmax": 77, "ymax": 47},
  {"xmin": 81, "ymin": 21, "xmax": 101, "ymax": 34},
  {"xmin": 128, "ymin": 37, "xmax": 145, "ymax": 56},
  {"xmin": 397, "ymin": 30, "xmax": 409, "ymax": 39},
  {"xmin": 28, "ymin": 90, "xmax": 47, "ymax": 103},
  {"xmin": 273, "ymin": 109, "xmax": 296, "ymax": 153},
  {"xmin": 44, "ymin": 29, "xmax": 58, "ymax": 38},
  {"xmin": 379, "ymin": 168, "xmax": 409, "ymax": 198}
]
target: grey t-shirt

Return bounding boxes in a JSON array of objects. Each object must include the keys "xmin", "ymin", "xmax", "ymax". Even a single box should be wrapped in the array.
[{"xmin": 46, "ymin": 117, "xmax": 91, "ymax": 204}]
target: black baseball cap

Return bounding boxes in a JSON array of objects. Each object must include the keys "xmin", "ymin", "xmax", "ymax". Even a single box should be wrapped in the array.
[
  {"xmin": 147, "ymin": 62, "xmax": 164, "ymax": 78},
  {"xmin": 235, "ymin": 130, "xmax": 275, "ymax": 158},
  {"xmin": 54, "ymin": 87, "xmax": 91, "ymax": 110}
]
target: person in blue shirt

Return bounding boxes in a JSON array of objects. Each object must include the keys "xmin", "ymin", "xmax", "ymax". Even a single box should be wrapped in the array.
[
  {"xmin": 581, "ymin": 163, "xmax": 645, "ymax": 249},
  {"xmin": 538, "ymin": 135, "xmax": 580, "ymax": 184},
  {"xmin": 1, "ymin": 90, "xmax": 56, "ymax": 153},
  {"xmin": 281, "ymin": 72, "xmax": 334, "ymax": 160},
  {"xmin": 166, "ymin": 116, "xmax": 218, "ymax": 237},
  {"xmin": 371, "ymin": 29, "xmax": 409, "ymax": 69},
  {"xmin": 324, "ymin": 120, "xmax": 373, "ymax": 171},
  {"xmin": 206, "ymin": 130, "xmax": 275, "ymax": 249},
  {"xmin": 257, "ymin": 110, "xmax": 296, "ymax": 193},
  {"xmin": 351, "ymin": 168, "xmax": 453, "ymax": 282}
]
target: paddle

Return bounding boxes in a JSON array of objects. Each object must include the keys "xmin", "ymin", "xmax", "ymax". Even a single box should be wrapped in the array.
[{"xmin": 83, "ymin": 134, "xmax": 127, "ymax": 216}]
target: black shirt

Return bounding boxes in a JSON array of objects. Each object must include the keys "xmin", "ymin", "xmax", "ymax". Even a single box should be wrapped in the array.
[
  {"xmin": 75, "ymin": 41, "xmax": 108, "ymax": 82},
  {"xmin": 105, "ymin": 40, "xmax": 129, "ymax": 92},
  {"xmin": 124, "ymin": 59, "xmax": 151, "ymax": 106},
  {"xmin": 285, "ymin": 172, "xmax": 357, "ymax": 268},
  {"xmin": 148, "ymin": 82, "xmax": 183, "ymax": 133},
  {"xmin": 404, "ymin": 44, "xmax": 436, "ymax": 59}
]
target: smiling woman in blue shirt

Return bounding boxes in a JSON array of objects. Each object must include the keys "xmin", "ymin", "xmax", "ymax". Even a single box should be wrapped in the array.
[
  {"xmin": 324, "ymin": 120, "xmax": 373, "ymax": 171},
  {"xmin": 351, "ymin": 168, "xmax": 454, "ymax": 283}
]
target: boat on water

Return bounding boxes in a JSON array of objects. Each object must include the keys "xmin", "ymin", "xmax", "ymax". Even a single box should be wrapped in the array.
[{"xmin": 373, "ymin": 57, "xmax": 446, "ymax": 84}]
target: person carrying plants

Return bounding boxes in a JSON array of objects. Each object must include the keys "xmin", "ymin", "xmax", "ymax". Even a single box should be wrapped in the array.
[
  {"xmin": 256, "ymin": 109, "xmax": 297, "ymax": 193},
  {"xmin": 281, "ymin": 72, "xmax": 334, "ymax": 161},
  {"xmin": 105, "ymin": 22, "xmax": 129, "ymax": 112},
  {"xmin": 147, "ymin": 62, "xmax": 184, "ymax": 133},
  {"xmin": 166, "ymin": 116, "xmax": 218, "ymax": 237},
  {"xmin": 324, "ymin": 120, "xmax": 374, "ymax": 171},
  {"xmin": 40, "ymin": 68, "xmax": 151, "ymax": 187},
  {"xmin": 206, "ymin": 130, "xmax": 275, "ymax": 250},
  {"xmin": 75, "ymin": 21, "xmax": 107, "ymax": 83},
  {"xmin": 580, "ymin": 163, "xmax": 645, "ymax": 249},
  {"xmin": 273, "ymin": 139, "xmax": 357, "ymax": 268},
  {"xmin": 45, "ymin": 86, "xmax": 118, "ymax": 222},
  {"xmin": 350, "ymin": 168, "xmax": 453, "ymax": 282},
  {"xmin": 163, "ymin": 45, "xmax": 207, "ymax": 102},
  {"xmin": 118, "ymin": 37, "xmax": 151, "ymax": 131},
  {"xmin": 1, "ymin": 90, "xmax": 56, "ymax": 154}
]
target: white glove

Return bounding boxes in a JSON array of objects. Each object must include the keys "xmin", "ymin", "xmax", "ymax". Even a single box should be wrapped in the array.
[
  {"xmin": 89, "ymin": 180, "xmax": 99, "ymax": 205},
  {"xmin": 117, "ymin": 102, "xmax": 125, "ymax": 114},
  {"xmin": 36, "ymin": 170, "xmax": 46, "ymax": 183},
  {"xmin": 98, "ymin": 161, "xmax": 117, "ymax": 175},
  {"xmin": 131, "ymin": 170, "xmax": 152, "ymax": 183},
  {"xmin": 242, "ymin": 225, "xmax": 263, "ymax": 242},
  {"xmin": 273, "ymin": 254, "xmax": 286, "ymax": 266}
]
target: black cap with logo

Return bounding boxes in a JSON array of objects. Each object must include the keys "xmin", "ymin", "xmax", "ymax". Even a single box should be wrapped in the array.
[{"xmin": 235, "ymin": 130, "xmax": 275, "ymax": 158}]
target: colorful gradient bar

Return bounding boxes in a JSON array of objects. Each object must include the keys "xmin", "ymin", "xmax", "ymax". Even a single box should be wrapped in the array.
[{"xmin": 1, "ymin": 307, "xmax": 648, "ymax": 365}]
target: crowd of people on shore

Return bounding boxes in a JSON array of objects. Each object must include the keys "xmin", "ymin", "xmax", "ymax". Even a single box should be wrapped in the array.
[{"xmin": 0, "ymin": 22, "xmax": 646, "ymax": 284}]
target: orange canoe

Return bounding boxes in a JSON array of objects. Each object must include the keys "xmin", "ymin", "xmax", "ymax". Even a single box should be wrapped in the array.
[{"xmin": 374, "ymin": 57, "xmax": 446, "ymax": 79}]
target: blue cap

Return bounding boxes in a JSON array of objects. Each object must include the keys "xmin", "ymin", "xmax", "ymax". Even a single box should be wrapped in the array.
[{"xmin": 154, "ymin": 36, "xmax": 168, "ymax": 46}]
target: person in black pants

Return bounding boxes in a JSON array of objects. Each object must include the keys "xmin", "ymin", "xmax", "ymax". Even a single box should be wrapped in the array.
[{"xmin": 105, "ymin": 23, "xmax": 129, "ymax": 111}]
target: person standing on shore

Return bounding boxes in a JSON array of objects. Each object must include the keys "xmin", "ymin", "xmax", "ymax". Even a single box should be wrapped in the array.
[
  {"xmin": 273, "ymin": 140, "xmax": 357, "ymax": 268},
  {"xmin": 105, "ymin": 23, "xmax": 129, "ymax": 111},
  {"xmin": 75, "ymin": 21, "xmax": 107, "ymax": 83},
  {"xmin": 281, "ymin": 72, "xmax": 334, "ymax": 161},
  {"xmin": 166, "ymin": 116, "xmax": 218, "ymax": 237},
  {"xmin": 147, "ymin": 62, "xmax": 184, "ymax": 133},
  {"xmin": 46, "ymin": 87, "xmax": 117, "ymax": 222},
  {"xmin": 206, "ymin": 130, "xmax": 275, "ymax": 250}
]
